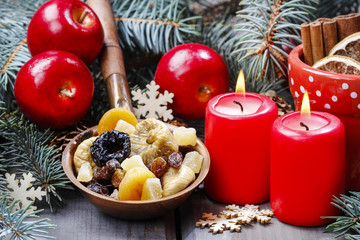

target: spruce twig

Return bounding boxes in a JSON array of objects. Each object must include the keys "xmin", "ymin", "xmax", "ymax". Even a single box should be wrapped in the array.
[
  {"xmin": 0, "ymin": 106, "xmax": 72, "ymax": 210},
  {"xmin": 232, "ymin": 0, "xmax": 318, "ymax": 86},
  {"xmin": 324, "ymin": 192, "xmax": 360, "ymax": 239},
  {"xmin": 0, "ymin": 194, "xmax": 55, "ymax": 240},
  {"xmin": 316, "ymin": 0, "xmax": 360, "ymax": 18},
  {"xmin": 111, "ymin": 0, "xmax": 201, "ymax": 54}
]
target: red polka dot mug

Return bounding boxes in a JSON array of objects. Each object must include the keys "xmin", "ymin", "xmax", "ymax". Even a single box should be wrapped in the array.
[{"xmin": 288, "ymin": 44, "xmax": 360, "ymax": 191}]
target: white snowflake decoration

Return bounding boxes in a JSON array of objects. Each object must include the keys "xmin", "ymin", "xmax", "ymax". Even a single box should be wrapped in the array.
[
  {"xmin": 131, "ymin": 81, "xmax": 174, "ymax": 121},
  {"xmin": 6, "ymin": 172, "xmax": 46, "ymax": 213}
]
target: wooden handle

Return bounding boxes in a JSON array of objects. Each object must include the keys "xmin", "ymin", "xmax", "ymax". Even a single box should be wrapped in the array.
[{"xmin": 88, "ymin": 0, "xmax": 134, "ymax": 112}]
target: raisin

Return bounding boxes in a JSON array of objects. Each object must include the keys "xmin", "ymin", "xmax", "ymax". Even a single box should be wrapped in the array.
[
  {"xmin": 90, "ymin": 130, "xmax": 131, "ymax": 167},
  {"xmin": 150, "ymin": 157, "xmax": 169, "ymax": 178},
  {"xmin": 93, "ymin": 166, "xmax": 111, "ymax": 181},
  {"xmin": 168, "ymin": 152, "xmax": 183, "ymax": 169},
  {"xmin": 106, "ymin": 159, "xmax": 121, "ymax": 174},
  {"xmin": 179, "ymin": 145, "xmax": 197, "ymax": 156},
  {"xmin": 111, "ymin": 169, "xmax": 126, "ymax": 187},
  {"xmin": 87, "ymin": 181, "xmax": 109, "ymax": 195}
]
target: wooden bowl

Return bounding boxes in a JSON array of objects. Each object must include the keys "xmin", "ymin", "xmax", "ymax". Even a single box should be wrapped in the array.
[{"xmin": 62, "ymin": 124, "xmax": 210, "ymax": 220}]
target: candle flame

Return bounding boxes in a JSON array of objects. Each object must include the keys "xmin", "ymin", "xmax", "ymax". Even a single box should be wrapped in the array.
[
  {"xmin": 235, "ymin": 70, "xmax": 245, "ymax": 94},
  {"xmin": 301, "ymin": 90, "xmax": 311, "ymax": 117}
]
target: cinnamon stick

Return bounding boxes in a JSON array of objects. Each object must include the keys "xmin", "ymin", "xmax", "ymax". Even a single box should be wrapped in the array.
[
  {"xmin": 310, "ymin": 22, "xmax": 325, "ymax": 64},
  {"xmin": 320, "ymin": 19, "xmax": 338, "ymax": 55},
  {"xmin": 301, "ymin": 22, "xmax": 313, "ymax": 65},
  {"xmin": 335, "ymin": 13, "xmax": 360, "ymax": 41}
]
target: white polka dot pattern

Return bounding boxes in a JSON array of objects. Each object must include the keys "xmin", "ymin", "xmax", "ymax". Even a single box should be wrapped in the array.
[
  {"xmin": 342, "ymin": 83, "xmax": 349, "ymax": 90},
  {"xmin": 332, "ymin": 96, "xmax": 338, "ymax": 102},
  {"xmin": 316, "ymin": 90, "xmax": 321, "ymax": 97},
  {"xmin": 351, "ymin": 92, "xmax": 358, "ymax": 99},
  {"xmin": 308, "ymin": 76, "xmax": 314, "ymax": 82},
  {"xmin": 324, "ymin": 104, "xmax": 331, "ymax": 109},
  {"xmin": 300, "ymin": 86, "xmax": 305, "ymax": 93},
  {"xmin": 290, "ymin": 78, "xmax": 294, "ymax": 85},
  {"xmin": 295, "ymin": 91, "xmax": 299, "ymax": 98}
]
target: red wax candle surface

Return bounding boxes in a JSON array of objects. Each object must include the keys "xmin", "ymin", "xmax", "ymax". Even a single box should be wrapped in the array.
[
  {"xmin": 205, "ymin": 92, "xmax": 278, "ymax": 204},
  {"xmin": 271, "ymin": 111, "xmax": 345, "ymax": 226}
]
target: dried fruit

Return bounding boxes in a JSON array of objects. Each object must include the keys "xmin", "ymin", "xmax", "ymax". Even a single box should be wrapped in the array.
[
  {"xmin": 130, "ymin": 118, "xmax": 178, "ymax": 166},
  {"xmin": 179, "ymin": 145, "xmax": 197, "ymax": 156},
  {"xmin": 329, "ymin": 32, "xmax": 360, "ymax": 62},
  {"xmin": 77, "ymin": 162, "xmax": 93, "ymax": 182},
  {"xmin": 173, "ymin": 126, "xmax": 197, "ymax": 146},
  {"xmin": 106, "ymin": 159, "xmax": 121, "ymax": 174},
  {"xmin": 118, "ymin": 167, "xmax": 156, "ymax": 200},
  {"xmin": 87, "ymin": 181, "xmax": 109, "ymax": 195},
  {"xmin": 120, "ymin": 155, "xmax": 147, "ymax": 171},
  {"xmin": 150, "ymin": 157, "xmax": 169, "ymax": 178},
  {"xmin": 115, "ymin": 119, "xmax": 136, "ymax": 135},
  {"xmin": 111, "ymin": 169, "xmax": 126, "ymax": 188},
  {"xmin": 98, "ymin": 108, "xmax": 138, "ymax": 135},
  {"xmin": 90, "ymin": 130, "xmax": 131, "ymax": 167},
  {"xmin": 168, "ymin": 152, "xmax": 183, "ymax": 169},
  {"xmin": 183, "ymin": 151, "xmax": 203, "ymax": 174},
  {"xmin": 141, "ymin": 178, "xmax": 163, "ymax": 200},
  {"xmin": 73, "ymin": 136, "xmax": 97, "ymax": 173},
  {"xmin": 312, "ymin": 55, "xmax": 360, "ymax": 75},
  {"xmin": 93, "ymin": 166, "xmax": 112, "ymax": 182},
  {"xmin": 162, "ymin": 165, "xmax": 195, "ymax": 197}
]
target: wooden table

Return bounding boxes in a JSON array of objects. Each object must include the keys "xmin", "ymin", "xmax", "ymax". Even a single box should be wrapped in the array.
[{"xmin": 41, "ymin": 186, "xmax": 343, "ymax": 239}]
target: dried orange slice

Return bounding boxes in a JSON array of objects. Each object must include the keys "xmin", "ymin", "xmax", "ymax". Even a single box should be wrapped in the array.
[
  {"xmin": 329, "ymin": 32, "xmax": 360, "ymax": 62},
  {"xmin": 312, "ymin": 55, "xmax": 360, "ymax": 75},
  {"xmin": 98, "ymin": 108, "xmax": 138, "ymax": 135}
]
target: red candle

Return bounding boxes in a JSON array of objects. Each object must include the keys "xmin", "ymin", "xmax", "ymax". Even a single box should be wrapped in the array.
[
  {"xmin": 271, "ymin": 92, "xmax": 345, "ymax": 226},
  {"xmin": 204, "ymin": 71, "xmax": 278, "ymax": 204}
]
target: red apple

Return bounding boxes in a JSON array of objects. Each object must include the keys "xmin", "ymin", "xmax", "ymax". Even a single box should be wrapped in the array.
[
  {"xmin": 14, "ymin": 50, "xmax": 94, "ymax": 129},
  {"xmin": 27, "ymin": 0, "xmax": 104, "ymax": 65},
  {"xmin": 154, "ymin": 43, "xmax": 230, "ymax": 120}
]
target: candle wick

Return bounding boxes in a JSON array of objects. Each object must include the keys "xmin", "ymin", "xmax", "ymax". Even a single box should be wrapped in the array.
[
  {"xmin": 300, "ymin": 122, "xmax": 310, "ymax": 131},
  {"xmin": 233, "ymin": 100, "xmax": 244, "ymax": 112}
]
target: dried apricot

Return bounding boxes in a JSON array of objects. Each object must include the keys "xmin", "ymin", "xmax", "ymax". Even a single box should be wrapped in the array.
[{"xmin": 98, "ymin": 108, "xmax": 138, "ymax": 135}]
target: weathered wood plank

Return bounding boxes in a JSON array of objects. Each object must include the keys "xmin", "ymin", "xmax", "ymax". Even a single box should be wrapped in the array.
[
  {"xmin": 179, "ymin": 186, "xmax": 344, "ymax": 240},
  {"xmin": 40, "ymin": 190, "xmax": 173, "ymax": 239}
]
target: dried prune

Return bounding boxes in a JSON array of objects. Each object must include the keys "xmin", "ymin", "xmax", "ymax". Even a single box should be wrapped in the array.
[
  {"xmin": 87, "ymin": 181, "xmax": 109, "ymax": 195},
  {"xmin": 168, "ymin": 152, "xmax": 183, "ymax": 169},
  {"xmin": 150, "ymin": 157, "xmax": 169, "ymax": 178},
  {"xmin": 91, "ymin": 130, "xmax": 131, "ymax": 167}
]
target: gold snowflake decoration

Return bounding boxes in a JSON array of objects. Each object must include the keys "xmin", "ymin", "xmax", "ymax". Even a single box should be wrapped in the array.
[
  {"xmin": 6, "ymin": 172, "xmax": 46, "ymax": 213},
  {"xmin": 196, "ymin": 204, "xmax": 273, "ymax": 234}
]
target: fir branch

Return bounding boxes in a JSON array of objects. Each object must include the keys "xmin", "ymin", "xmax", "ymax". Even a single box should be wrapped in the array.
[
  {"xmin": 111, "ymin": 0, "xmax": 201, "ymax": 54},
  {"xmin": 0, "ymin": 194, "xmax": 55, "ymax": 240},
  {"xmin": 324, "ymin": 192, "xmax": 360, "ymax": 239},
  {"xmin": 0, "ymin": 159, "xmax": 6, "ymax": 193},
  {"xmin": 0, "ymin": 0, "xmax": 34, "ymax": 110},
  {"xmin": 317, "ymin": 0, "xmax": 360, "ymax": 18},
  {"xmin": 232, "ymin": 0, "xmax": 318, "ymax": 85},
  {"xmin": 0, "ymin": 109, "xmax": 72, "ymax": 210},
  {"xmin": 88, "ymin": 63, "xmax": 110, "ymax": 122},
  {"xmin": 199, "ymin": 2, "xmax": 291, "ymax": 93}
]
